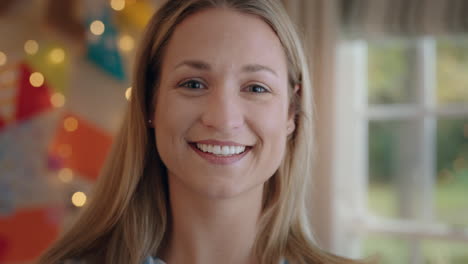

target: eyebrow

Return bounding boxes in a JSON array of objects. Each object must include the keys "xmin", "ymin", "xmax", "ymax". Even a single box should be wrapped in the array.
[{"xmin": 174, "ymin": 60, "xmax": 278, "ymax": 76}]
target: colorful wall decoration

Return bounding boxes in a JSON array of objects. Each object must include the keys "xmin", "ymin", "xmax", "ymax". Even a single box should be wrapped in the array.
[{"xmin": 0, "ymin": 0, "xmax": 159, "ymax": 262}]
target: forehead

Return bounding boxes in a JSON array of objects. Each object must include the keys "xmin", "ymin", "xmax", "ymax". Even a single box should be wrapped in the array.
[{"xmin": 162, "ymin": 8, "xmax": 287, "ymax": 75}]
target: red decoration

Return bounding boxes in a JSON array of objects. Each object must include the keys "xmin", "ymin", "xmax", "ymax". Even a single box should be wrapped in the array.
[
  {"xmin": 15, "ymin": 63, "xmax": 53, "ymax": 123},
  {"xmin": 0, "ymin": 208, "xmax": 60, "ymax": 263},
  {"xmin": 50, "ymin": 113, "xmax": 113, "ymax": 181}
]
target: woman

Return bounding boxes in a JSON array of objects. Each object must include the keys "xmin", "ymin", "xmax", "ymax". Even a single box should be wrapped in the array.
[{"xmin": 39, "ymin": 0, "xmax": 369, "ymax": 263}]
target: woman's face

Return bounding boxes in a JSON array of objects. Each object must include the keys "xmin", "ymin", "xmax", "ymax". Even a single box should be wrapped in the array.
[{"xmin": 154, "ymin": 8, "xmax": 294, "ymax": 200}]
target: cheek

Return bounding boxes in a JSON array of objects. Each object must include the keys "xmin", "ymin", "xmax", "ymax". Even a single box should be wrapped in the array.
[
  {"xmin": 154, "ymin": 93, "xmax": 190, "ymax": 162},
  {"xmin": 154, "ymin": 92, "xmax": 197, "ymax": 136},
  {"xmin": 250, "ymin": 100, "xmax": 289, "ymax": 161},
  {"xmin": 256, "ymin": 100, "xmax": 289, "ymax": 138}
]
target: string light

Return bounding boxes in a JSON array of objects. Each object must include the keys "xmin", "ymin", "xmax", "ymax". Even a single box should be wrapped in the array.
[
  {"xmin": 90, "ymin": 20, "xmax": 105, "ymax": 36},
  {"xmin": 49, "ymin": 48, "xmax": 65, "ymax": 64},
  {"xmin": 50, "ymin": 92, "xmax": 65, "ymax": 108},
  {"xmin": 64, "ymin": 117, "xmax": 79, "ymax": 132},
  {"xmin": 118, "ymin": 34, "xmax": 134, "ymax": 52},
  {"xmin": 71, "ymin": 192, "xmax": 87, "ymax": 207},
  {"xmin": 0, "ymin": 51, "xmax": 7, "ymax": 66},
  {"xmin": 125, "ymin": 87, "xmax": 132, "ymax": 100},
  {"xmin": 110, "ymin": 0, "xmax": 125, "ymax": 11},
  {"xmin": 29, "ymin": 72, "xmax": 44, "ymax": 87},
  {"xmin": 24, "ymin": 40, "xmax": 39, "ymax": 55},
  {"xmin": 58, "ymin": 168, "xmax": 73, "ymax": 183}
]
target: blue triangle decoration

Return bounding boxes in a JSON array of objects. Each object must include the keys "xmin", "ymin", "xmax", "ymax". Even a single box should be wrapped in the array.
[{"xmin": 86, "ymin": 7, "xmax": 126, "ymax": 81}]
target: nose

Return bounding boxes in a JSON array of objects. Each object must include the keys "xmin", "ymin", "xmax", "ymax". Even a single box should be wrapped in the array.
[{"xmin": 200, "ymin": 86, "xmax": 244, "ymax": 133}]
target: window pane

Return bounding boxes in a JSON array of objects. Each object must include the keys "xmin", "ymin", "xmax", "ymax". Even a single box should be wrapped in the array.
[
  {"xmin": 368, "ymin": 120, "xmax": 428, "ymax": 219},
  {"xmin": 435, "ymin": 118, "xmax": 468, "ymax": 227},
  {"xmin": 422, "ymin": 240, "xmax": 468, "ymax": 264},
  {"xmin": 363, "ymin": 236, "xmax": 468, "ymax": 264},
  {"xmin": 368, "ymin": 41, "xmax": 417, "ymax": 105},
  {"xmin": 437, "ymin": 39, "xmax": 468, "ymax": 105},
  {"xmin": 362, "ymin": 235, "xmax": 410, "ymax": 264}
]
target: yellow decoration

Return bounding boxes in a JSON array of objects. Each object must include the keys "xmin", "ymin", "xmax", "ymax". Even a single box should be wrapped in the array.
[
  {"xmin": 25, "ymin": 41, "xmax": 70, "ymax": 95},
  {"xmin": 116, "ymin": 0, "xmax": 155, "ymax": 30},
  {"xmin": 49, "ymin": 48, "xmax": 66, "ymax": 64}
]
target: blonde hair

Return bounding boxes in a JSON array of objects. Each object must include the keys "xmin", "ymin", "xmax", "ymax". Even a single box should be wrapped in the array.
[{"xmin": 39, "ymin": 0, "xmax": 367, "ymax": 263}]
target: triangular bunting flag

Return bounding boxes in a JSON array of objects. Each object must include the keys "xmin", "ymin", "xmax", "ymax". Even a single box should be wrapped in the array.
[
  {"xmin": 116, "ymin": 0, "xmax": 155, "ymax": 31},
  {"xmin": 0, "ymin": 207, "xmax": 60, "ymax": 263},
  {"xmin": 25, "ymin": 41, "xmax": 71, "ymax": 96},
  {"xmin": 50, "ymin": 112, "xmax": 113, "ymax": 181},
  {"xmin": 0, "ymin": 111, "xmax": 60, "ymax": 211},
  {"xmin": 86, "ymin": 7, "xmax": 126, "ymax": 81},
  {"xmin": 15, "ymin": 63, "xmax": 53, "ymax": 123}
]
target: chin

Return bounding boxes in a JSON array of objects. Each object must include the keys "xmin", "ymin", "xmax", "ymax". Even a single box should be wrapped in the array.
[{"xmin": 194, "ymin": 177, "xmax": 266, "ymax": 201}]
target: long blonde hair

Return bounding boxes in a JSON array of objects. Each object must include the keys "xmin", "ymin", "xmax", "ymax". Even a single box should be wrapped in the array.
[{"xmin": 39, "ymin": 0, "xmax": 366, "ymax": 263}]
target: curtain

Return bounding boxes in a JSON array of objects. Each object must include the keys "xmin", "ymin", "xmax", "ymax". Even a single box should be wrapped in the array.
[
  {"xmin": 341, "ymin": 0, "xmax": 468, "ymax": 38},
  {"xmin": 282, "ymin": 0, "xmax": 341, "ymax": 252}
]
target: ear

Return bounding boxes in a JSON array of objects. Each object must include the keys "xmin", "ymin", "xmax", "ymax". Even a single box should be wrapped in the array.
[
  {"xmin": 287, "ymin": 84, "xmax": 301, "ymax": 136},
  {"xmin": 287, "ymin": 119, "xmax": 295, "ymax": 136}
]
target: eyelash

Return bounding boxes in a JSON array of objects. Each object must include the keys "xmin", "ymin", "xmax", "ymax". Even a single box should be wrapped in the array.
[
  {"xmin": 178, "ymin": 79, "xmax": 270, "ymax": 93},
  {"xmin": 179, "ymin": 79, "xmax": 206, "ymax": 89},
  {"xmin": 244, "ymin": 84, "xmax": 269, "ymax": 93}
]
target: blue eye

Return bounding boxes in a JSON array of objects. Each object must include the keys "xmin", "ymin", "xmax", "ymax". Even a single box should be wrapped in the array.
[
  {"xmin": 246, "ymin": 84, "xmax": 269, "ymax": 93},
  {"xmin": 180, "ymin": 80, "xmax": 205, "ymax": 89}
]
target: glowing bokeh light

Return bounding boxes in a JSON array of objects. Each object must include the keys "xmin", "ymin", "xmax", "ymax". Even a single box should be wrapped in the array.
[
  {"xmin": 90, "ymin": 20, "xmax": 105, "ymax": 36},
  {"xmin": 58, "ymin": 168, "xmax": 73, "ymax": 183},
  {"xmin": 49, "ymin": 48, "xmax": 65, "ymax": 64},
  {"xmin": 71, "ymin": 192, "xmax": 87, "ymax": 207},
  {"xmin": 64, "ymin": 117, "xmax": 79, "ymax": 132},
  {"xmin": 110, "ymin": 0, "xmax": 125, "ymax": 11},
  {"xmin": 50, "ymin": 92, "xmax": 65, "ymax": 108},
  {"xmin": 29, "ymin": 72, "xmax": 44, "ymax": 87},
  {"xmin": 0, "ymin": 51, "xmax": 6, "ymax": 66},
  {"xmin": 24, "ymin": 40, "xmax": 39, "ymax": 55},
  {"xmin": 125, "ymin": 87, "xmax": 132, "ymax": 101},
  {"xmin": 119, "ymin": 34, "xmax": 135, "ymax": 52}
]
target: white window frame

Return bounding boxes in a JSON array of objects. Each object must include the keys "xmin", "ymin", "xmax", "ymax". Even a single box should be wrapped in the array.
[{"xmin": 333, "ymin": 37, "xmax": 468, "ymax": 263}]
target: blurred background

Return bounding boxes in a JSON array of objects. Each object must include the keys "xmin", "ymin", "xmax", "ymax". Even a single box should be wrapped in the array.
[{"xmin": 0, "ymin": 0, "xmax": 467, "ymax": 263}]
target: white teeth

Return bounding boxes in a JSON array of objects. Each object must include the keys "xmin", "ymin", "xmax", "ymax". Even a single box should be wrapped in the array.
[{"xmin": 196, "ymin": 143, "xmax": 246, "ymax": 156}]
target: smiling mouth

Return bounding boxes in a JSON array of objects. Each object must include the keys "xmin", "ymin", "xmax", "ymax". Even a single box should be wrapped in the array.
[{"xmin": 190, "ymin": 142, "xmax": 252, "ymax": 156}]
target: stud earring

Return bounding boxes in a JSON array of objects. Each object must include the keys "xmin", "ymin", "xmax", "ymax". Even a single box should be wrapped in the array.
[{"xmin": 148, "ymin": 119, "xmax": 153, "ymax": 127}]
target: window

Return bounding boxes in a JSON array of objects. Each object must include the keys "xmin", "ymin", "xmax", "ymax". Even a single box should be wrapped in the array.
[{"xmin": 335, "ymin": 37, "xmax": 468, "ymax": 264}]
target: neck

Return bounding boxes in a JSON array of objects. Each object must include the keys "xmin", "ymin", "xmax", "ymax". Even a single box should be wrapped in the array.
[{"xmin": 160, "ymin": 175, "xmax": 264, "ymax": 264}]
